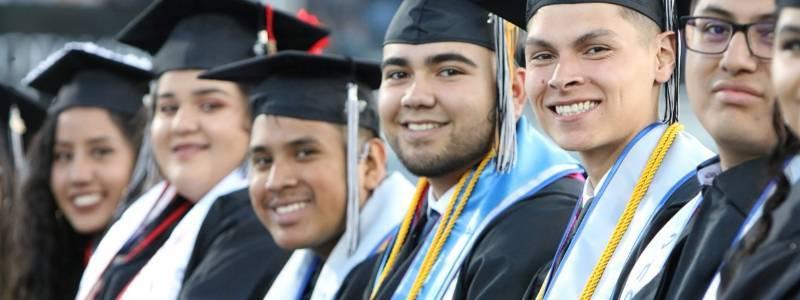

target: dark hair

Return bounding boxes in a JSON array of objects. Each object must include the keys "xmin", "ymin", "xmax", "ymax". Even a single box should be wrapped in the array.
[
  {"xmin": 1, "ymin": 106, "xmax": 146, "ymax": 300},
  {"xmin": 721, "ymin": 103, "xmax": 800, "ymax": 287}
]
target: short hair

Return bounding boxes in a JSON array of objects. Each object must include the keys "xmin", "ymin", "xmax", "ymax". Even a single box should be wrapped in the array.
[{"xmin": 618, "ymin": 6, "xmax": 662, "ymax": 44}]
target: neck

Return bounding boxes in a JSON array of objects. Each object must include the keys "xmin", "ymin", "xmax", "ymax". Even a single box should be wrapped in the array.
[
  {"xmin": 580, "ymin": 123, "xmax": 654, "ymax": 187},
  {"xmin": 312, "ymin": 233, "xmax": 342, "ymax": 262},
  {"xmin": 428, "ymin": 163, "xmax": 476, "ymax": 199},
  {"xmin": 717, "ymin": 143, "xmax": 774, "ymax": 171}
]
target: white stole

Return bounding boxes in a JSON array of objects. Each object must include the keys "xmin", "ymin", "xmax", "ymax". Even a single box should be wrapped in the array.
[
  {"xmin": 76, "ymin": 170, "xmax": 248, "ymax": 300},
  {"xmin": 264, "ymin": 173, "xmax": 414, "ymax": 300},
  {"xmin": 544, "ymin": 124, "xmax": 712, "ymax": 300}
]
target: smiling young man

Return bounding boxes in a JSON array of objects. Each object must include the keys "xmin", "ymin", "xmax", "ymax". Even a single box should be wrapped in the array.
[
  {"xmin": 200, "ymin": 51, "xmax": 414, "ymax": 300},
  {"xmin": 614, "ymin": 0, "xmax": 782, "ymax": 298},
  {"xmin": 358, "ymin": 0, "xmax": 584, "ymax": 299},
  {"xmin": 475, "ymin": 0, "xmax": 715, "ymax": 298}
]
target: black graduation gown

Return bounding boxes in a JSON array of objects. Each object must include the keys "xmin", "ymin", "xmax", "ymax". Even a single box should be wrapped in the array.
[
  {"xmin": 716, "ymin": 181, "xmax": 800, "ymax": 300},
  {"xmin": 621, "ymin": 157, "xmax": 771, "ymax": 300},
  {"xmin": 178, "ymin": 188, "xmax": 291, "ymax": 300},
  {"xmin": 93, "ymin": 197, "xmax": 193, "ymax": 300},
  {"xmin": 339, "ymin": 177, "xmax": 581, "ymax": 300}
]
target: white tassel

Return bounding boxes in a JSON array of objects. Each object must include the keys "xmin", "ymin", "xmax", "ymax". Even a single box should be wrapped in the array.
[
  {"xmin": 345, "ymin": 82, "xmax": 361, "ymax": 256},
  {"xmin": 492, "ymin": 14, "xmax": 517, "ymax": 173},
  {"xmin": 8, "ymin": 105, "xmax": 27, "ymax": 172}
]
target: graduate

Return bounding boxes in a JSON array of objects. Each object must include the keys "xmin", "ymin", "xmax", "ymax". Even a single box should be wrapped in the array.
[
  {"xmin": 616, "ymin": 0, "xmax": 782, "ymax": 298},
  {"xmin": 75, "ymin": 1, "xmax": 329, "ymax": 299},
  {"xmin": 200, "ymin": 51, "xmax": 414, "ymax": 300},
  {"xmin": 707, "ymin": 0, "xmax": 800, "ymax": 298},
  {"xmin": 357, "ymin": 0, "xmax": 584, "ymax": 299},
  {"xmin": 475, "ymin": 0, "xmax": 714, "ymax": 298},
  {"xmin": 2, "ymin": 42, "xmax": 151, "ymax": 300},
  {"xmin": 0, "ymin": 83, "xmax": 46, "ymax": 297}
]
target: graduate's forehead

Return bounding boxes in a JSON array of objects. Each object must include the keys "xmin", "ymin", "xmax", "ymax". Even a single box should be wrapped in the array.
[
  {"xmin": 250, "ymin": 115, "xmax": 342, "ymax": 151},
  {"xmin": 381, "ymin": 42, "xmax": 495, "ymax": 69},
  {"xmin": 525, "ymin": 3, "xmax": 636, "ymax": 47}
]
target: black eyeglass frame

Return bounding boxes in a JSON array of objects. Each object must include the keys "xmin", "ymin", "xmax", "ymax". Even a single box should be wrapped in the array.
[{"xmin": 679, "ymin": 16, "xmax": 775, "ymax": 60}]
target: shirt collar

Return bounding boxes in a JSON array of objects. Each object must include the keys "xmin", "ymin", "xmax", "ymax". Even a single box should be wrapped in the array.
[{"xmin": 427, "ymin": 184, "xmax": 456, "ymax": 217}]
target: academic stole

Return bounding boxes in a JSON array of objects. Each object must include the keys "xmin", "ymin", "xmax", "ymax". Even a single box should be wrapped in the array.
[
  {"xmin": 702, "ymin": 155, "xmax": 800, "ymax": 299},
  {"xmin": 371, "ymin": 118, "xmax": 581, "ymax": 300},
  {"xmin": 539, "ymin": 123, "xmax": 713, "ymax": 300}
]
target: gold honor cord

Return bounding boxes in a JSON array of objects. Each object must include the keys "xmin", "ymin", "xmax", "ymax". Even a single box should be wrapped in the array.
[
  {"xmin": 533, "ymin": 123, "xmax": 684, "ymax": 300},
  {"xmin": 579, "ymin": 123, "xmax": 683, "ymax": 299},
  {"xmin": 370, "ymin": 150, "xmax": 495, "ymax": 300}
]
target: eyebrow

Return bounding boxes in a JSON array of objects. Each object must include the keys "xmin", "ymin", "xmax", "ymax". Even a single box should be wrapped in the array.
[
  {"xmin": 779, "ymin": 25, "xmax": 800, "ymax": 35},
  {"xmin": 525, "ymin": 29, "xmax": 615, "ymax": 49},
  {"xmin": 249, "ymin": 136, "xmax": 320, "ymax": 154},
  {"xmin": 381, "ymin": 57, "xmax": 409, "ymax": 70},
  {"xmin": 87, "ymin": 136, "xmax": 111, "ymax": 145},
  {"xmin": 156, "ymin": 87, "xmax": 233, "ymax": 99},
  {"xmin": 574, "ymin": 29, "xmax": 616, "ymax": 47},
  {"xmin": 699, "ymin": 5, "xmax": 774, "ymax": 21},
  {"xmin": 425, "ymin": 53, "xmax": 478, "ymax": 68}
]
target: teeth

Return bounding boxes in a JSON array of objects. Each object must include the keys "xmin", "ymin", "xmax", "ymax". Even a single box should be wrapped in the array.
[
  {"xmin": 407, "ymin": 123, "xmax": 441, "ymax": 131},
  {"xmin": 73, "ymin": 194, "xmax": 101, "ymax": 208},
  {"xmin": 555, "ymin": 101, "xmax": 598, "ymax": 116},
  {"xmin": 275, "ymin": 202, "xmax": 307, "ymax": 214}
]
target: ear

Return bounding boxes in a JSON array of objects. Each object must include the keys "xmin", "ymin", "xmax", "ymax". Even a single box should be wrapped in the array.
[
  {"xmin": 512, "ymin": 67, "xmax": 527, "ymax": 119},
  {"xmin": 359, "ymin": 137, "xmax": 387, "ymax": 204},
  {"xmin": 654, "ymin": 31, "xmax": 677, "ymax": 84}
]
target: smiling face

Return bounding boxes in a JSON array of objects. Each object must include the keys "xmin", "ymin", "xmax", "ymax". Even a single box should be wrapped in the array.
[
  {"xmin": 773, "ymin": 7, "xmax": 800, "ymax": 135},
  {"xmin": 50, "ymin": 107, "xmax": 136, "ymax": 234},
  {"xmin": 379, "ymin": 42, "xmax": 496, "ymax": 187},
  {"xmin": 686, "ymin": 0, "xmax": 777, "ymax": 169},
  {"xmin": 524, "ymin": 3, "xmax": 674, "ymax": 181},
  {"xmin": 151, "ymin": 70, "xmax": 250, "ymax": 201},
  {"xmin": 248, "ymin": 115, "xmax": 383, "ymax": 256}
]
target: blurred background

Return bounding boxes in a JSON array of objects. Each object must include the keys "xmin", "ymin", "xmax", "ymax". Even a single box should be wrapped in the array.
[{"xmin": 0, "ymin": 0, "xmax": 715, "ymax": 175}]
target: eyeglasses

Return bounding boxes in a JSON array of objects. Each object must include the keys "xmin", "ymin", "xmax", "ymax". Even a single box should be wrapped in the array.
[{"xmin": 680, "ymin": 16, "xmax": 775, "ymax": 59}]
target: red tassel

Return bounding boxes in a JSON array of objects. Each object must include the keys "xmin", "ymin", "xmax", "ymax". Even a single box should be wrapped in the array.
[{"xmin": 296, "ymin": 9, "xmax": 330, "ymax": 54}]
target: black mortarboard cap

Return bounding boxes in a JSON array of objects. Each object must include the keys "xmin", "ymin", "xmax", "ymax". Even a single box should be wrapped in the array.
[
  {"xmin": 778, "ymin": 0, "xmax": 800, "ymax": 10},
  {"xmin": 385, "ymin": 0, "xmax": 495, "ymax": 50},
  {"xmin": 199, "ymin": 50, "xmax": 381, "ymax": 135},
  {"xmin": 23, "ymin": 42, "xmax": 152, "ymax": 117},
  {"xmin": 472, "ymin": 0, "xmax": 669, "ymax": 30},
  {"xmin": 1, "ymin": 84, "xmax": 46, "ymax": 136},
  {"xmin": 117, "ymin": 0, "xmax": 330, "ymax": 74}
]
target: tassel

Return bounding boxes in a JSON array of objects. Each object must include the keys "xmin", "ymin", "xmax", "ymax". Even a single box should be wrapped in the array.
[
  {"xmin": 663, "ymin": 0, "xmax": 680, "ymax": 124},
  {"xmin": 9, "ymin": 105, "xmax": 27, "ymax": 172},
  {"xmin": 491, "ymin": 14, "xmax": 518, "ymax": 173},
  {"xmin": 345, "ymin": 82, "xmax": 361, "ymax": 256}
]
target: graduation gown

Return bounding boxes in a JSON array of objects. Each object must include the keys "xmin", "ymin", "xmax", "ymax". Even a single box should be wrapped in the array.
[
  {"xmin": 179, "ymin": 188, "xmax": 291, "ymax": 300},
  {"xmin": 535, "ymin": 123, "xmax": 713, "ymax": 300},
  {"xmin": 648, "ymin": 157, "xmax": 770, "ymax": 300},
  {"xmin": 345, "ymin": 176, "xmax": 582, "ymax": 300},
  {"xmin": 715, "ymin": 180, "xmax": 800, "ymax": 300}
]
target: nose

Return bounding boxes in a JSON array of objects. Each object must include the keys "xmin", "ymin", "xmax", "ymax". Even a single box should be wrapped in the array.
[
  {"xmin": 719, "ymin": 32, "xmax": 758, "ymax": 75},
  {"xmin": 547, "ymin": 57, "xmax": 586, "ymax": 91},
  {"xmin": 68, "ymin": 153, "xmax": 93, "ymax": 186},
  {"xmin": 265, "ymin": 160, "xmax": 298, "ymax": 193},
  {"xmin": 170, "ymin": 106, "xmax": 200, "ymax": 135},
  {"xmin": 400, "ymin": 77, "xmax": 436, "ymax": 109}
]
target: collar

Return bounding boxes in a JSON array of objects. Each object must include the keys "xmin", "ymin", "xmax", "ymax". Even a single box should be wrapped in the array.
[
  {"xmin": 427, "ymin": 184, "xmax": 456, "ymax": 218},
  {"xmin": 696, "ymin": 156, "xmax": 722, "ymax": 187}
]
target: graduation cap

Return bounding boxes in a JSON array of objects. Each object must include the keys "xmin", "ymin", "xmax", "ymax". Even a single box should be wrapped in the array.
[
  {"xmin": 778, "ymin": 0, "xmax": 800, "ymax": 9},
  {"xmin": 386, "ymin": 0, "xmax": 519, "ymax": 172},
  {"xmin": 385, "ymin": 0, "xmax": 495, "ymax": 50},
  {"xmin": 116, "ymin": 0, "xmax": 330, "ymax": 74},
  {"xmin": 0, "ymin": 84, "xmax": 46, "ymax": 170},
  {"xmin": 473, "ymin": 0, "xmax": 682, "ymax": 124},
  {"xmin": 22, "ymin": 42, "xmax": 152, "ymax": 117},
  {"xmin": 201, "ymin": 50, "xmax": 380, "ymax": 255}
]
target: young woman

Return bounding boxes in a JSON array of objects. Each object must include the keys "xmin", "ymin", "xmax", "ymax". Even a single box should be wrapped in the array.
[
  {"xmin": 75, "ymin": 1, "xmax": 329, "ymax": 299},
  {"xmin": 2, "ymin": 42, "xmax": 151, "ymax": 300},
  {"xmin": 712, "ymin": 1, "xmax": 800, "ymax": 298}
]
